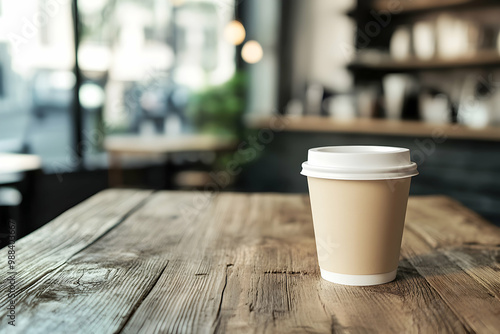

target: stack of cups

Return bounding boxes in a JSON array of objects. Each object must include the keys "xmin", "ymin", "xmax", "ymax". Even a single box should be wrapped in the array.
[{"xmin": 301, "ymin": 146, "xmax": 418, "ymax": 286}]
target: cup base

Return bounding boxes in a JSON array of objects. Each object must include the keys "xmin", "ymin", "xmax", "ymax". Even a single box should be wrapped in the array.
[{"xmin": 320, "ymin": 268, "xmax": 397, "ymax": 286}]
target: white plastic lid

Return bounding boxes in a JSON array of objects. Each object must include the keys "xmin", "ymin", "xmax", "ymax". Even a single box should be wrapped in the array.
[{"xmin": 301, "ymin": 146, "xmax": 418, "ymax": 180}]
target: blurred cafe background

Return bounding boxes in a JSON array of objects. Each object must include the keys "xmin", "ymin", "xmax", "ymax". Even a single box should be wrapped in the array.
[{"xmin": 1, "ymin": 0, "xmax": 500, "ymax": 244}]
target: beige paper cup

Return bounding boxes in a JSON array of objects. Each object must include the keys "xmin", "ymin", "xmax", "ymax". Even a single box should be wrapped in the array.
[{"xmin": 301, "ymin": 146, "xmax": 418, "ymax": 286}]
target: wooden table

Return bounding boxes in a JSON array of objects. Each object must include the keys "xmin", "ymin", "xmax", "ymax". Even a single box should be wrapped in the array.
[
  {"xmin": 0, "ymin": 153, "xmax": 41, "ymax": 174},
  {"xmin": 1, "ymin": 190, "xmax": 500, "ymax": 333},
  {"xmin": 104, "ymin": 135, "xmax": 236, "ymax": 187}
]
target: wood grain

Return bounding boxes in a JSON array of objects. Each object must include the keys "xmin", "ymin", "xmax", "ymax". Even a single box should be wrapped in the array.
[
  {"xmin": 402, "ymin": 196, "xmax": 500, "ymax": 333},
  {"xmin": 0, "ymin": 189, "xmax": 152, "ymax": 307},
  {"xmin": 1, "ymin": 191, "xmax": 500, "ymax": 333},
  {"xmin": 208, "ymin": 195, "xmax": 466, "ymax": 334}
]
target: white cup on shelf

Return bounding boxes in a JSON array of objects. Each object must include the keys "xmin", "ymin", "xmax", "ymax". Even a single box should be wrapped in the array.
[
  {"xmin": 413, "ymin": 21, "xmax": 436, "ymax": 60},
  {"xmin": 383, "ymin": 74, "xmax": 410, "ymax": 120},
  {"xmin": 419, "ymin": 93, "xmax": 450, "ymax": 124},
  {"xmin": 324, "ymin": 95, "xmax": 356, "ymax": 120},
  {"xmin": 390, "ymin": 26, "xmax": 412, "ymax": 61},
  {"xmin": 436, "ymin": 14, "xmax": 475, "ymax": 59}
]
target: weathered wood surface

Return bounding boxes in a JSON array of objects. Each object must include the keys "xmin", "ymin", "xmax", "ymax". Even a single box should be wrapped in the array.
[{"xmin": 1, "ymin": 191, "xmax": 500, "ymax": 333}]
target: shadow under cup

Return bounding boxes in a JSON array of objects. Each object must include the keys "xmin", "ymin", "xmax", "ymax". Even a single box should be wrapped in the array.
[{"xmin": 301, "ymin": 146, "xmax": 418, "ymax": 286}]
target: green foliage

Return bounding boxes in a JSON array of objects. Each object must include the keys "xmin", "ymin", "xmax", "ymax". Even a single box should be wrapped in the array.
[{"xmin": 186, "ymin": 71, "xmax": 247, "ymax": 139}]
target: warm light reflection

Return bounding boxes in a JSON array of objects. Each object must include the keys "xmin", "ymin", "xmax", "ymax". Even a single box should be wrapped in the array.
[
  {"xmin": 241, "ymin": 40, "xmax": 263, "ymax": 64},
  {"xmin": 224, "ymin": 20, "xmax": 246, "ymax": 45},
  {"xmin": 171, "ymin": 0, "xmax": 186, "ymax": 7}
]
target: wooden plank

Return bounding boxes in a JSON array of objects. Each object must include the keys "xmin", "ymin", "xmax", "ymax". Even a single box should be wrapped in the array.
[
  {"xmin": 216, "ymin": 245, "xmax": 467, "ymax": 333},
  {"xmin": 0, "ymin": 192, "xmax": 238, "ymax": 333},
  {"xmin": 0, "ymin": 189, "xmax": 152, "ymax": 307},
  {"xmin": 122, "ymin": 193, "xmax": 467, "ymax": 333},
  {"xmin": 119, "ymin": 192, "xmax": 249, "ymax": 333},
  {"xmin": 401, "ymin": 227, "xmax": 500, "ymax": 333},
  {"xmin": 402, "ymin": 196, "xmax": 500, "ymax": 332},
  {"xmin": 405, "ymin": 196, "xmax": 500, "ymax": 248},
  {"xmin": 11, "ymin": 258, "xmax": 168, "ymax": 333},
  {"xmin": 0, "ymin": 192, "xmax": 193, "ymax": 332},
  {"xmin": 2, "ymin": 192, "xmax": 500, "ymax": 333},
  {"xmin": 247, "ymin": 116, "xmax": 500, "ymax": 141},
  {"xmin": 443, "ymin": 245, "xmax": 500, "ymax": 300},
  {"xmin": 220, "ymin": 195, "xmax": 467, "ymax": 333}
]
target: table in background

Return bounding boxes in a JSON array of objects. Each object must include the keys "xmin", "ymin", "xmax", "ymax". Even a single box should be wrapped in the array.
[
  {"xmin": 0, "ymin": 153, "xmax": 41, "ymax": 239},
  {"xmin": 0, "ymin": 152, "xmax": 41, "ymax": 198},
  {"xmin": 0, "ymin": 153, "xmax": 41, "ymax": 175},
  {"xmin": 104, "ymin": 134, "xmax": 236, "ymax": 187},
  {"xmin": 0, "ymin": 152, "xmax": 41, "ymax": 199},
  {"xmin": 1, "ymin": 190, "xmax": 500, "ymax": 333}
]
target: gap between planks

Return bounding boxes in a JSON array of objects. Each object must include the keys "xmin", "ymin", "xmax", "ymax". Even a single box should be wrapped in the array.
[
  {"xmin": 114, "ymin": 261, "xmax": 170, "ymax": 333},
  {"xmin": 67, "ymin": 190, "xmax": 156, "ymax": 259}
]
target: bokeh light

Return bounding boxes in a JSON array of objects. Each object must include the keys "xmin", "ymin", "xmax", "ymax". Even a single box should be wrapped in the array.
[
  {"xmin": 224, "ymin": 20, "xmax": 246, "ymax": 45},
  {"xmin": 171, "ymin": 0, "xmax": 186, "ymax": 7},
  {"xmin": 241, "ymin": 40, "xmax": 263, "ymax": 64}
]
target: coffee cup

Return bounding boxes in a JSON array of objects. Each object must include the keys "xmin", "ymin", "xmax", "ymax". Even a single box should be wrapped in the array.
[{"xmin": 301, "ymin": 146, "xmax": 418, "ymax": 286}]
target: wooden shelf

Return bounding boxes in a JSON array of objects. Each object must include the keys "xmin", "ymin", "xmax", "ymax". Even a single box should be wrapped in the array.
[
  {"xmin": 347, "ymin": 0, "xmax": 499, "ymax": 17},
  {"xmin": 248, "ymin": 116, "xmax": 500, "ymax": 141},
  {"xmin": 348, "ymin": 51, "xmax": 500, "ymax": 73},
  {"xmin": 372, "ymin": 0, "xmax": 495, "ymax": 15}
]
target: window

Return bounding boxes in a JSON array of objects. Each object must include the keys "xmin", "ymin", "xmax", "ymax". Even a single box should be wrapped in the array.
[{"xmin": 0, "ymin": 0, "xmax": 237, "ymax": 172}]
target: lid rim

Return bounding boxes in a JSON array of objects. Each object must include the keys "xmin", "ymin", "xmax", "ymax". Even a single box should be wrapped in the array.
[
  {"xmin": 301, "ymin": 171, "xmax": 418, "ymax": 180},
  {"xmin": 301, "ymin": 173, "xmax": 418, "ymax": 181},
  {"xmin": 309, "ymin": 145, "xmax": 409, "ymax": 155},
  {"xmin": 301, "ymin": 145, "xmax": 418, "ymax": 180},
  {"xmin": 301, "ymin": 163, "xmax": 418, "ymax": 180},
  {"xmin": 301, "ymin": 161, "xmax": 417, "ymax": 173}
]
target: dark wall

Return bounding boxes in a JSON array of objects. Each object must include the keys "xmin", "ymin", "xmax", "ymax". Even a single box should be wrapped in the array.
[
  {"xmin": 1, "ymin": 169, "xmax": 108, "ymax": 248},
  {"xmin": 237, "ymin": 132, "xmax": 500, "ymax": 226},
  {"xmin": 20, "ymin": 164, "xmax": 171, "ymax": 238}
]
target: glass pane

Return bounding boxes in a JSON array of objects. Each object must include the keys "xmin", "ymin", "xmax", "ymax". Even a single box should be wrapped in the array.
[
  {"xmin": 76, "ymin": 0, "xmax": 237, "ymax": 168},
  {"xmin": 0, "ymin": 0, "xmax": 75, "ymax": 170}
]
